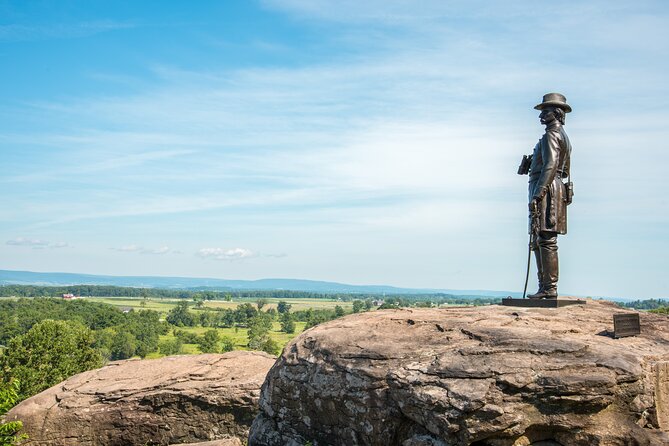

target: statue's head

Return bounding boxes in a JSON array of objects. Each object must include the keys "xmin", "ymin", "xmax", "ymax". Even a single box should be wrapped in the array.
[
  {"xmin": 539, "ymin": 106, "xmax": 565, "ymax": 125},
  {"xmin": 535, "ymin": 92, "xmax": 571, "ymax": 125}
]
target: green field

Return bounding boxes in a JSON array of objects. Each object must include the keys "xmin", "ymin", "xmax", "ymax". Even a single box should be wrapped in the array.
[
  {"xmin": 85, "ymin": 296, "xmax": 345, "ymax": 357},
  {"xmin": 144, "ymin": 321, "xmax": 309, "ymax": 358},
  {"xmin": 89, "ymin": 296, "xmax": 352, "ymax": 313}
]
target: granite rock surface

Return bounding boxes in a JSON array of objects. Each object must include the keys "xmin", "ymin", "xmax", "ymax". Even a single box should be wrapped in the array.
[
  {"xmin": 249, "ymin": 300, "xmax": 669, "ymax": 446},
  {"xmin": 7, "ymin": 351, "xmax": 275, "ymax": 445}
]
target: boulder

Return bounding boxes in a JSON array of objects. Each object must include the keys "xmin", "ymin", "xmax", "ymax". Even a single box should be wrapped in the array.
[
  {"xmin": 7, "ymin": 351, "xmax": 276, "ymax": 445},
  {"xmin": 249, "ymin": 300, "xmax": 669, "ymax": 445}
]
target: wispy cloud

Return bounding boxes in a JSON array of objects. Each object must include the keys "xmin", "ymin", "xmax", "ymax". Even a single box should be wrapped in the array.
[
  {"xmin": 6, "ymin": 237, "xmax": 49, "ymax": 247},
  {"xmin": 0, "ymin": 20, "xmax": 135, "ymax": 42},
  {"xmin": 49, "ymin": 242, "xmax": 72, "ymax": 249},
  {"xmin": 142, "ymin": 246, "xmax": 170, "ymax": 255},
  {"xmin": 6, "ymin": 237, "xmax": 71, "ymax": 249},
  {"xmin": 197, "ymin": 248, "xmax": 257, "ymax": 261},
  {"xmin": 112, "ymin": 245, "xmax": 172, "ymax": 255}
]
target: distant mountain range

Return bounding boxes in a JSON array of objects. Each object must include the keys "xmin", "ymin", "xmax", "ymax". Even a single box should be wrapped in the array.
[{"xmin": 0, "ymin": 269, "xmax": 521, "ymax": 298}]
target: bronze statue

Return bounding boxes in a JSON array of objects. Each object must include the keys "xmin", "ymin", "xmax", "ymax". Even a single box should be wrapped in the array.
[{"xmin": 519, "ymin": 93, "xmax": 573, "ymax": 299}]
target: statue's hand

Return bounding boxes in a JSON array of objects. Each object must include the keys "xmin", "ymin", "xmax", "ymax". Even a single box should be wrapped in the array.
[
  {"xmin": 530, "ymin": 186, "xmax": 547, "ymax": 206},
  {"xmin": 529, "ymin": 195, "xmax": 542, "ymax": 214}
]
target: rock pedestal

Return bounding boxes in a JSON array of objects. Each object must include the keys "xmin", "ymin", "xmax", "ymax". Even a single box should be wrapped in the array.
[
  {"xmin": 249, "ymin": 300, "xmax": 669, "ymax": 446},
  {"xmin": 6, "ymin": 351, "xmax": 275, "ymax": 446}
]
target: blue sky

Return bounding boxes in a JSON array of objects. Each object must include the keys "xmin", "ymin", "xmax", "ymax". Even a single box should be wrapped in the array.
[{"xmin": 1, "ymin": 0, "xmax": 668, "ymax": 298}]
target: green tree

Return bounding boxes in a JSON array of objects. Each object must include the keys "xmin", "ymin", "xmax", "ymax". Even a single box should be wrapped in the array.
[
  {"xmin": 0, "ymin": 379, "xmax": 27, "ymax": 446},
  {"xmin": 120, "ymin": 311, "xmax": 163, "ymax": 358},
  {"xmin": 352, "ymin": 300, "xmax": 364, "ymax": 313},
  {"xmin": 158, "ymin": 338, "xmax": 183, "ymax": 356},
  {"xmin": 220, "ymin": 336, "xmax": 235, "ymax": 353},
  {"xmin": 334, "ymin": 305, "xmax": 345, "ymax": 318},
  {"xmin": 199, "ymin": 310, "xmax": 216, "ymax": 327},
  {"xmin": 256, "ymin": 298, "xmax": 268, "ymax": 310},
  {"xmin": 247, "ymin": 313, "xmax": 279, "ymax": 355},
  {"xmin": 280, "ymin": 312, "xmax": 296, "ymax": 334},
  {"xmin": 166, "ymin": 301, "xmax": 195, "ymax": 327},
  {"xmin": 277, "ymin": 301, "xmax": 291, "ymax": 314},
  {"xmin": 198, "ymin": 330, "xmax": 220, "ymax": 353},
  {"xmin": 235, "ymin": 303, "xmax": 258, "ymax": 326},
  {"xmin": 0, "ymin": 320, "xmax": 102, "ymax": 401},
  {"xmin": 305, "ymin": 311, "xmax": 330, "ymax": 329},
  {"xmin": 651, "ymin": 307, "xmax": 669, "ymax": 315},
  {"xmin": 92, "ymin": 327, "xmax": 117, "ymax": 362},
  {"xmin": 110, "ymin": 331, "xmax": 136, "ymax": 360},
  {"xmin": 193, "ymin": 294, "xmax": 205, "ymax": 309},
  {"xmin": 174, "ymin": 329, "xmax": 199, "ymax": 344},
  {"xmin": 220, "ymin": 309, "xmax": 235, "ymax": 328}
]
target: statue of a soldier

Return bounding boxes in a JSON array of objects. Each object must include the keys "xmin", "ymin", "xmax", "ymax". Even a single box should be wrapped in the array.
[{"xmin": 519, "ymin": 93, "xmax": 573, "ymax": 299}]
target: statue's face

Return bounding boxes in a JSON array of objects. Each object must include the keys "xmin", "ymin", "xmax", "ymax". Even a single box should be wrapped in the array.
[{"xmin": 539, "ymin": 107, "xmax": 557, "ymax": 125}]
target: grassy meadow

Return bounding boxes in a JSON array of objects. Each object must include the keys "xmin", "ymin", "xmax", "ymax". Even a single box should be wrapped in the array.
[
  {"xmin": 90, "ymin": 296, "xmax": 353, "ymax": 312},
  {"xmin": 88, "ymin": 296, "xmax": 348, "ymax": 357}
]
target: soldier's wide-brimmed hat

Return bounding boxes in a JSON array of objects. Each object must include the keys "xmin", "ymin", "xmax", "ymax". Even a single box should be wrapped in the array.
[{"xmin": 534, "ymin": 92, "xmax": 572, "ymax": 113}]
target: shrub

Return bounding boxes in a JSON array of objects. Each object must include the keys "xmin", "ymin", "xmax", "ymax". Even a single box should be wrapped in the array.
[
  {"xmin": 0, "ymin": 320, "xmax": 102, "ymax": 401},
  {"xmin": 0, "ymin": 380, "xmax": 27, "ymax": 445}
]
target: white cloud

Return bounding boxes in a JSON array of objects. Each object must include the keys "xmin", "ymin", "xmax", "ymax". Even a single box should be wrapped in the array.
[
  {"xmin": 142, "ymin": 246, "xmax": 170, "ymax": 255},
  {"xmin": 5, "ymin": 238, "xmax": 72, "ymax": 249},
  {"xmin": 112, "ymin": 244, "xmax": 172, "ymax": 255},
  {"xmin": 49, "ymin": 242, "xmax": 71, "ymax": 249},
  {"xmin": 6, "ymin": 237, "xmax": 49, "ymax": 246},
  {"xmin": 197, "ymin": 247, "xmax": 257, "ymax": 261}
]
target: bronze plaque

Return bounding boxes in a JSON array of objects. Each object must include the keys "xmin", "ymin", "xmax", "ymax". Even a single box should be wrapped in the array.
[{"xmin": 613, "ymin": 313, "xmax": 641, "ymax": 338}]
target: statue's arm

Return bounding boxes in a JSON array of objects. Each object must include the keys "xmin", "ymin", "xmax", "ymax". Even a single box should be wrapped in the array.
[{"xmin": 531, "ymin": 133, "xmax": 559, "ymax": 201}]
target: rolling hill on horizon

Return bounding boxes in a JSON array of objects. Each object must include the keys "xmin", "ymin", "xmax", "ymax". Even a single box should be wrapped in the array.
[{"xmin": 0, "ymin": 269, "xmax": 519, "ymax": 298}]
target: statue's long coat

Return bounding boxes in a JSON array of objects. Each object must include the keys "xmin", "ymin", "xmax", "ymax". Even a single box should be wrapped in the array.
[{"xmin": 528, "ymin": 121, "xmax": 572, "ymax": 234}]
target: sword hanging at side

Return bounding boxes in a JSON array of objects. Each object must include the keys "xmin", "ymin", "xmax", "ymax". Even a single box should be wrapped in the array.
[{"xmin": 522, "ymin": 202, "xmax": 540, "ymax": 299}]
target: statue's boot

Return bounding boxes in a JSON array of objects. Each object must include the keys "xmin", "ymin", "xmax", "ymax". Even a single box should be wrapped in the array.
[
  {"xmin": 527, "ymin": 249, "xmax": 545, "ymax": 299},
  {"xmin": 528, "ymin": 245, "xmax": 558, "ymax": 299}
]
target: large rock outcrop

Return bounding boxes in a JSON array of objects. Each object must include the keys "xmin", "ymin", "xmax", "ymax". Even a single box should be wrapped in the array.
[
  {"xmin": 7, "ymin": 351, "xmax": 275, "ymax": 445},
  {"xmin": 249, "ymin": 300, "xmax": 669, "ymax": 445}
]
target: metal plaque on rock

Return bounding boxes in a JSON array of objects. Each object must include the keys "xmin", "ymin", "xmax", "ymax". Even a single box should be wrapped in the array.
[{"xmin": 613, "ymin": 313, "xmax": 641, "ymax": 338}]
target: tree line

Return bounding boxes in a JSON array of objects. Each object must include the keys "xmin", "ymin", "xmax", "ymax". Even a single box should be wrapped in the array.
[
  {"xmin": 619, "ymin": 298, "xmax": 669, "ymax": 311},
  {"xmin": 0, "ymin": 284, "xmax": 502, "ymax": 305}
]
